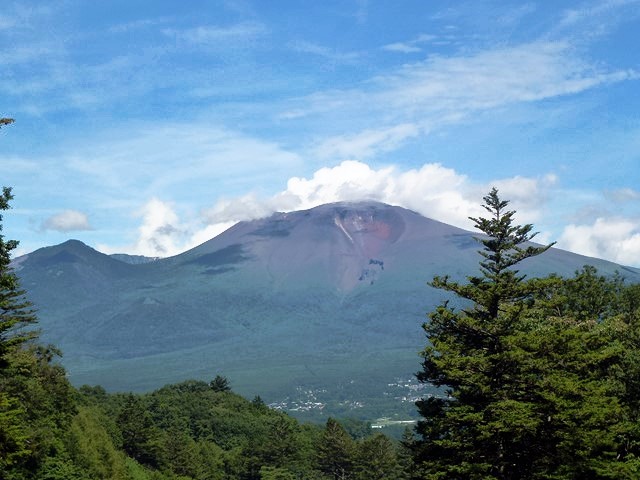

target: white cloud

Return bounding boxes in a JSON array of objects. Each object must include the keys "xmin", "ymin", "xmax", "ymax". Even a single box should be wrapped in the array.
[
  {"xmin": 291, "ymin": 41, "xmax": 361, "ymax": 63},
  {"xmin": 558, "ymin": 217, "xmax": 640, "ymax": 266},
  {"xmin": 559, "ymin": 0, "xmax": 640, "ymax": 28},
  {"xmin": 605, "ymin": 187, "xmax": 640, "ymax": 203},
  {"xmin": 162, "ymin": 22, "xmax": 266, "ymax": 46},
  {"xmin": 175, "ymin": 161, "xmax": 482, "ymax": 255},
  {"xmin": 382, "ymin": 33, "xmax": 437, "ymax": 53},
  {"xmin": 188, "ymin": 223, "xmax": 236, "ymax": 249},
  {"xmin": 201, "ymin": 160, "xmax": 555, "ymax": 234},
  {"xmin": 495, "ymin": 3, "xmax": 537, "ymax": 27},
  {"xmin": 41, "ymin": 210, "xmax": 92, "ymax": 233},
  {"xmin": 382, "ymin": 42, "xmax": 422, "ymax": 53},
  {"xmin": 64, "ymin": 123, "xmax": 302, "ymax": 199},
  {"xmin": 132, "ymin": 198, "xmax": 184, "ymax": 256},
  {"xmin": 0, "ymin": 155, "xmax": 39, "ymax": 172},
  {"xmin": 278, "ymin": 41, "xmax": 638, "ymax": 150},
  {"xmin": 108, "ymin": 17, "xmax": 170, "ymax": 34},
  {"xmin": 315, "ymin": 124, "xmax": 420, "ymax": 160},
  {"xmin": 99, "ymin": 198, "xmax": 186, "ymax": 257},
  {"xmin": 491, "ymin": 174, "xmax": 558, "ymax": 223},
  {"xmin": 375, "ymin": 42, "xmax": 638, "ymax": 115},
  {"xmin": 104, "ymin": 161, "xmax": 557, "ymax": 258},
  {"xmin": 0, "ymin": 44, "xmax": 56, "ymax": 66},
  {"xmin": 202, "ymin": 194, "xmax": 275, "ymax": 224},
  {"xmin": 98, "ymin": 198, "xmax": 235, "ymax": 257}
]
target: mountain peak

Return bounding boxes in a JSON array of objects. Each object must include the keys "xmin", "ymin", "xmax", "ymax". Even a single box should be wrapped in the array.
[
  {"xmin": 16, "ymin": 237, "xmax": 134, "ymax": 279},
  {"xmin": 14, "ymin": 200, "xmax": 640, "ymax": 408}
]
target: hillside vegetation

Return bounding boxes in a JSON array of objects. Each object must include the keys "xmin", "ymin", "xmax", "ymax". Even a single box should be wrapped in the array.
[{"xmin": 3, "ymin": 185, "xmax": 640, "ymax": 479}]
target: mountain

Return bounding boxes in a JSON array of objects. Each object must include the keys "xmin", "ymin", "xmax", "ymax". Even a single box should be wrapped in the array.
[
  {"xmin": 109, "ymin": 253, "xmax": 160, "ymax": 264},
  {"xmin": 13, "ymin": 202, "xmax": 640, "ymax": 420}
]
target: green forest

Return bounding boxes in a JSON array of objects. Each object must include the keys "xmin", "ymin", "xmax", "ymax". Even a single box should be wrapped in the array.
[{"xmin": 3, "ymin": 117, "xmax": 640, "ymax": 478}]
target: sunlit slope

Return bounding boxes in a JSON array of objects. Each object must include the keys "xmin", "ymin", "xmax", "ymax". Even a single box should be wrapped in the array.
[{"xmin": 15, "ymin": 202, "xmax": 640, "ymax": 400}]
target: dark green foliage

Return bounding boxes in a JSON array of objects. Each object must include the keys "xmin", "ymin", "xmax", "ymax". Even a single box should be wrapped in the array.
[
  {"xmin": 0, "ymin": 186, "xmax": 37, "ymax": 368},
  {"xmin": 91, "ymin": 379, "xmax": 409, "ymax": 480},
  {"xmin": 259, "ymin": 466, "xmax": 298, "ymax": 479},
  {"xmin": 66, "ymin": 406, "xmax": 131, "ymax": 479},
  {"xmin": 316, "ymin": 418, "xmax": 356, "ymax": 479},
  {"xmin": 336, "ymin": 418, "xmax": 372, "ymax": 440},
  {"xmin": 209, "ymin": 375, "xmax": 231, "ymax": 392},
  {"xmin": 0, "ymin": 391, "xmax": 30, "ymax": 471},
  {"xmin": 0, "ymin": 345, "xmax": 78, "ymax": 479},
  {"xmin": 0, "ymin": 183, "xmax": 75, "ymax": 477},
  {"xmin": 0, "ymin": 187, "xmax": 352, "ymax": 479},
  {"xmin": 396, "ymin": 428, "xmax": 416, "ymax": 480},
  {"xmin": 416, "ymin": 189, "xmax": 555, "ymax": 478},
  {"xmin": 414, "ymin": 189, "xmax": 640, "ymax": 479},
  {"xmin": 353, "ymin": 433, "xmax": 401, "ymax": 480},
  {"xmin": 117, "ymin": 394, "xmax": 164, "ymax": 468}
]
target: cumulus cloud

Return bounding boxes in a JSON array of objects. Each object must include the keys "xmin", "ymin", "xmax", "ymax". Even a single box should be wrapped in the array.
[
  {"xmin": 558, "ymin": 217, "xmax": 640, "ymax": 266},
  {"xmin": 41, "ymin": 210, "xmax": 92, "ymax": 233},
  {"xmin": 107, "ymin": 160, "xmax": 557, "ymax": 258},
  {"xmin": 202, "ymin": 194, "xmax": 276, "ymax": 225},
  {"xmin": 98, "ymin": 198, "xmax": 235, "ymax": 257},
  {"xmin": 98, "ymin": 198, "xmax": 188, "ymax": 257},
  {"xmin": 132, "ymin": 198, "xmax": 184, "ymax": 256},
  {"xmin": 491, "ymin": 174, "xmax": 559, "ymax": 224},
  {"xmin": 201, "ymin": 160, "xmax": 555, "ymax": 234},
  {"xmin": 99, "ymin": 160, "xmax": 640, "ymax": 268}
]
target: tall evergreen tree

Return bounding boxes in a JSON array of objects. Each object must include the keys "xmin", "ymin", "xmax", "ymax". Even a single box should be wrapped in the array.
[
  {"xmin": 316, "ymin": 418, "xmax": 355, "ymax": 480},
  {"xmin": 414, "ymin": 188, "xmax": 554, "ymax": 479},
  {"xmin": 354, "ymin": 432, "xmax": 400, "ymax": 480},
  {"xmin": 1, "ymin": 120, "xmax": 37, "ymax": 368},
  {"xmin": 0, "ymin": 122, "xmax": 42, "ymax": 475},
  {"xmin": 1, "ymin": 191, "xmax": 38, "ymax": 367},
  {"xmin": 414, "ymin": 189, "xmax": 640, "ymax": 479}
]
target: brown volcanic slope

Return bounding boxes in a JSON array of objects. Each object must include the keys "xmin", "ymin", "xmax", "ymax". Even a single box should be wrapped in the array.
[{"xmin": 14, "ymin": 202, "xmax": 640, "ymax": 414}]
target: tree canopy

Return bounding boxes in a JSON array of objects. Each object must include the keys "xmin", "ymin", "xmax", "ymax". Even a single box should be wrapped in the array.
[
  {"xmin": 0, "ymin": 187, "xmax": 37, "ymax": 368},
  {"xmin": 414, "ymin": 188, "xmax": 640, "ymax": 479}
]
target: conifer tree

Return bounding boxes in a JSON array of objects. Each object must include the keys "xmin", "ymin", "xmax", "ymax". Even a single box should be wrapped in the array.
[
  {"xmin": 316, "ymin": 418, "xmax": 355, "ymax": 480},
  {"xmin": 414, "ymin": 188, "xmax": 554, "ymax": 479},
  {"xmin": 354, "ymin": 432, "xmax": 400, "ymax": 480},
  {"xmin": 1, "ymin": 120, "xmax": 37, "ymax": 368},
  {"xmin": 413, "ymin": 189, "xmax": 640, "ymax": 478}
]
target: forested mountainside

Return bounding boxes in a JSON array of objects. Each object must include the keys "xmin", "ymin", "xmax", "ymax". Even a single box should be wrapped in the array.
[
  {"xmin": 1, "ymin": 355, "xmax": 411, "ymax": 480},
  {"xmin": 4, "ymin": 187, "xmax": 640, "ymax": 479},
  {"xmin": 13, "ymin": 202, "xmax": 640, "ymax": 423}
]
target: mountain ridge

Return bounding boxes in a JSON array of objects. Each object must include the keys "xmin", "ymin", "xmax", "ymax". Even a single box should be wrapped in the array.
[{"xmin": 13, "ymin": 201, "xmax": 640, "ymax": 419}]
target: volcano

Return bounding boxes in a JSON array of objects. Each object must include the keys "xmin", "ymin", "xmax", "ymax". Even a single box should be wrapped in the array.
[{"xmin": 13, "ymin": 202, "xmax": 640, "ymax": 418}]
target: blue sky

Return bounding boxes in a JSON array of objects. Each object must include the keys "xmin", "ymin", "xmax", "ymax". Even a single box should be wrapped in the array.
[{"xmin": 2, "ymin": 0, "xmax": 640, "ymax": 266}]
